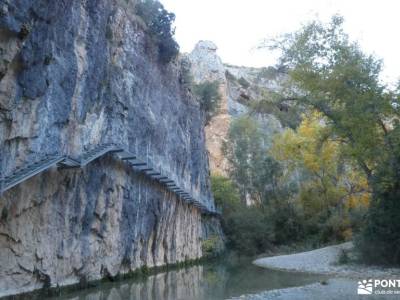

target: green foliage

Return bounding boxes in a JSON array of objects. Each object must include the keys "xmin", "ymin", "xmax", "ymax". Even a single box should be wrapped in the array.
[
  {"xmin": 209, "ymin": 16, "xmax": 399, "ymax": 263},
  {"xmin": 357, "ymin": 127, "xmax": 400, "ymax": 265},
  {"xmin": 211, "ymin": 175, "xmax": 303, "ymax": 255},
  {"xmin": 212, "ymin": 175, "xmax": 272, "ymax": 255},
  {"xmin": 211, "ymin": 175, "xmax": 241, "ymax": 210},
  {"xmin": 202, "ymin": 236, "xmax": 221, "ymax": 258},
  {"xmin": 238, "ymin": 77, "xmax": 250, "ymax": 89},
  {"xmin": 267, "ymin": 198, "xmax": 305, "ymax": 243},
  {"xmin": 180, "ymin": 56, "xmax": 193, "ymax": 87},
  {"xmin": 337, "ymin": 249, "xmax": 350, "ymax": 265},
  {"xmin": 223, "ymin": 106, "xmax": 369, "ymax": 253},
  {"xmin": 136, "ymin": 0, "xmax": 179, "ymax": 63},
  {"xmin": 224, "ymin": 207, "xmax": 274, "ymax": 255},
  {"xmin": 224, "ymin": 116, "xmax": 282, "ymax": 203},
  {"xmin": 272, "ymin": 112, "xmax": 370, "ymax": 242},
  {"xmin": 267, "ymin": 15, "xmax": 393, "ymax": 174},
  {"xmin": 251, "ymin": 92, "xmax": 303, "ymax": 129},
  {"xmin": 256, "ymin": 66, "xmax": 283, "ymax": 80},
  {"xmin": 193, "ymin": 81, "xmax": 221, "ymax": 123},
  {"xmin": 266, "ymin": 15, "xmax": 400, "ymax": 265}
]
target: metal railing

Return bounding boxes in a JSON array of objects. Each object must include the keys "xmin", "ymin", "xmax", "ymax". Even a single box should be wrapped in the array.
[{"xmin": 0, "ymin": 143, "xmax": 221, "ymax": 216}]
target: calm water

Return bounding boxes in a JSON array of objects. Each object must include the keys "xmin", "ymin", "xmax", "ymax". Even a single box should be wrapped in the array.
[{"xmin": 49, "ymin": 257, "xmax": 325, "ymax": 300}]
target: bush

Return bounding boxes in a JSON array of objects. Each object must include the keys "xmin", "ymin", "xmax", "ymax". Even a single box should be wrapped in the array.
[
  {"xmin": 256, "ymin": 66, "xmax": 283, "ymax": 80},
  {"xmin": 337, "ymin": 249, "xmax": 350, "ymax": 264},
  {"xmin": 356, "ymin": 130, "xmax": 400, "ymax": 266},
  {"xmin": 193, "ymin": 81, "xmax": 221, "ymax": 123},
  {"xmin": 238, "ymin": 77, "xmax": 250, "ymax": 89},
  {"xmin": 179, "ymin": 56, "xmax": 193, "ymax": 87},
  {"xmin": 136, "ymin": 0, "xmax": 179, "ymax": 63},
  {"xmin": 224, "ymin": 207, "xmax": 274, "ymax": 255},
  {"xmin": 202, "ymin": 236, "xmax": 221, "ymax": 258},
  {"xmin": 357, "ymin": 180, "xmax": 400, "ymax": 265},
  {"xmin": 269, "ymin": 199, "xmax": 305, "ymax": 244},
  {"xmin": 211, "ymin": 175, "xmax": 274, "ymax": 255}
]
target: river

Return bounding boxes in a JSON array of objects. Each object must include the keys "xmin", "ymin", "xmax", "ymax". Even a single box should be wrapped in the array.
[{"xmin": 42, "ymin": 256, "xmax": 324, "ymax": 300}]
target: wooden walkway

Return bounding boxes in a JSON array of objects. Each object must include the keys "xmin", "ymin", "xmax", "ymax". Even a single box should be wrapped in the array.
[{"xmin": 0, "ymin": 143, "xmax": 220, "ymax": 216}]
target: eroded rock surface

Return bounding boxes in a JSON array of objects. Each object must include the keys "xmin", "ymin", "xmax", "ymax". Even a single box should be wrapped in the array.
[
  {"xmin": 188, "ymin": 41, "xmax": 231, "ymax": 175},
  {"xmin": 0, "ymin": 0, "xmax": 221, "ymax": 297},
  {"xmin": 188, "ymin": 42, "xmax": 287, "ymax": 176}
]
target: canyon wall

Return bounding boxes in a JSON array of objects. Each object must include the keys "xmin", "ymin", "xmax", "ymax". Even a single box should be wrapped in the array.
[
  {"xmin": 0, "ymin": 0, "xmax": 221, "ymax": 297},
  {"xmin": 188, "ymin": 41, "xmax": 231, "ymax": 175},
  {"xmin": 188, "ymin": 41, "xmax": 286, "ymax": 176}
]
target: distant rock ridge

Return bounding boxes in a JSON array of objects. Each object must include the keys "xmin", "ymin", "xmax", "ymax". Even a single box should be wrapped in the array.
[
  {"xmin": 188, "ymin": 40, "xmax": 286, "ymax": 176},
  {"xmin": 188, "ymin": 41, "xmax": 230, "ymax": 175},
  {"xmin": 188, "ymin": 40, "xmax": 226, "ymax": 84}
]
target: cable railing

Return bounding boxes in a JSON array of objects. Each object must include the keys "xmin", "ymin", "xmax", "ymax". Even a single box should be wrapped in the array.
[{"xmin": 0, "ymin": 143, "xmax": 220, "ymax": 216}]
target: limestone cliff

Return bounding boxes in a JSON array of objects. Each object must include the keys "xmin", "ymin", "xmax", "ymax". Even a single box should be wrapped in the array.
[
  {"xmin": 188, "ymin": 41, "xmax": 286, "ymax": 176},
  {"xmin": 188, "ymin": 41, "xmax": 230, "ymax": 175},
  {"xmin": 0, "ymin": 0, "xmax": 222, "ymax": 297}
]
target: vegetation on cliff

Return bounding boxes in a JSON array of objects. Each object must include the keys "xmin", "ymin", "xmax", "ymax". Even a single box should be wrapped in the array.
[
  {"xmin": 193, "ymin": 80, "xmax": 221, "ymax": 123},
  {"xmin": 136, "ymin": 0, "xmax": 179, "ymax": 63}
]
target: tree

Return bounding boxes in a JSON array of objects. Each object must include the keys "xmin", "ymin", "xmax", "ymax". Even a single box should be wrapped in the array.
[
  {"xmin": 357, "ymin": 124, "xmax": 400, "ymax": 265},
  {"xmin": 193, "ymin": 81, "xmax": 221, "ymax": 123},
  {"xmin": 136, "ymin": 0, "xmax": 179, "ymax": 63},
  {"xmin": 271, "ymin": 112, "xmax": 370, "ymax": 241},
  {"xmin": 211, "ymin": 175, "xmax": 274, "ymax": 255},
  {"xmin": 223, "ymin": 116, "xmax": 282, "ymax": 204},
  {"xmin": 211, "ymin": 175, "xmax": 241, "ymax": 213},
  {"xmin": 263, "ymin": 15, "xmax": 400, "ymax": 265}
]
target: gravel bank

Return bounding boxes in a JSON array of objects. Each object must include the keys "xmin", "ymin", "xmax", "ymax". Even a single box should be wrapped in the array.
[
  {"xmin": 229, "ymin": 243, "xmax": 400, "ymax": 300},
  {"xmin": 229, "ymin": 278, "xmax": 394, "ymax": 300},
  {"xmin": 253, "ymin": 242, "xmax": 399, "ymax": 278}
]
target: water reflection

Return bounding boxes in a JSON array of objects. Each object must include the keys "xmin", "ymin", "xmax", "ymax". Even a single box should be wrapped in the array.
[{"xmin": 51, "ymin": 257, "xmax": 325, "ymax": 300}]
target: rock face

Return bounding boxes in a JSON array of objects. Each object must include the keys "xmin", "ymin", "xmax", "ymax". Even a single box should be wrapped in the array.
[
  {"xmin": 189, "ymin": 42, "xmax": 287, "ymax": 176},
  {"xmin": 0, "ymin": 0, "xmax": 221, "ymax": 297},
  {"xmin": 188, "ymin": 41, "xmax": 226, "ymax": 84},
  {"xmin": 224, "ymin": 64, "xmax": 285, "ymax": 143},
  {"xmin": 188, "ymin": 41, "xmax": 231, "ymax": 175}
]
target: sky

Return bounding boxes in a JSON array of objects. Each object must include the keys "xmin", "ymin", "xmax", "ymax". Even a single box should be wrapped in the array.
[{"xmin": 160, "ymin": 0, "xmax": 400, "ymax": 85}]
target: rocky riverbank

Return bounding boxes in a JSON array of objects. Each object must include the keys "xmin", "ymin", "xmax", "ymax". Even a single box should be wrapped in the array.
[
  {"xmin": 229, "ymin": 243, "xmax": 400, "ymax": 300},
  {"xmin": 230, "ymin": 278, "xmax": 395, "ymax": 300},
  {"xmin": 253, "ymin": 242, "xmax": 399, "ymax": 278}
]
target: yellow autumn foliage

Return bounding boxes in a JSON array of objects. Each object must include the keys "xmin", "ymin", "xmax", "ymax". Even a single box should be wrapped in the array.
[{"xmin": 271, "ymin": 111, "xmax": 371, "ymax": 239}]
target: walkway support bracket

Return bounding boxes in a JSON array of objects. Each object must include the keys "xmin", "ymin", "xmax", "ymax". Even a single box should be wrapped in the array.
[{"xmin": 0, "ymin": 143, "xmax": 221, "ymax": 215}]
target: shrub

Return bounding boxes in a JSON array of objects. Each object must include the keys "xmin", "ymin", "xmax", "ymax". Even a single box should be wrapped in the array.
[
  {"xmin": 337, "ymin": 249, "xmax": 350, "ymax": 265},
  {"xmin": 211, "ymin": 175, "xmax": 241, "ymax": 209},
  {"xmin": 136, "ymin": 0, "xmax": 179, "ymax": 63},
  {"xmin": 257, "ymin": 66, "xmax": 282, "ymax": 80},
  {"xmin": 193, "ymin": 81, "xmax": 221, "ymax": 123},
  {"xmin": 202, "ymin": 236, "xmax": 221, "ymax": 258},
  {"xmin": 224, "ymin": 207, "xmax": 274, "ymax": 255},
  {"xmin": 211, "ymin": 175, "xmax": 274, "ymax": 255},
  {"xmin": 179, "ymin": 56, "xmax": 193, "ymax": 87},
  {"xmin": 357, "ymin": 183, "xmax": 400, "ymax": 265},
  {"xmin": 356, "ymin": 129, "xmax": 400, "ymax": 266},
  {"xmin": 238, "ymin": 77, "xmax": 250, "ymax": 89},
  {"xmin": 269, "ymin": 199, "xmax": 305, "ymax": 244}
]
